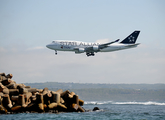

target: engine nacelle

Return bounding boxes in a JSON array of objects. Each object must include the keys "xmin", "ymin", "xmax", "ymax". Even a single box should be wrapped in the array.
[
  {"xmin": 93, "ymin": 46, "xmax": 99, "ymax": 51},
  {"xmin": 75, "ymin": 48, "xmax": 85, "ymax": 54}
]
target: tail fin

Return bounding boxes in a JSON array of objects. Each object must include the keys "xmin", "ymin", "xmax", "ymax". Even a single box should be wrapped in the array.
[{"xmin": 120, "ymin": 31, "xmax": 140, "ymax": 44}]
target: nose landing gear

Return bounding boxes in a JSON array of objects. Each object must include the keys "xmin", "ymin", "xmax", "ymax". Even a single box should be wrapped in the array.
[{"xmin": 55, "ymin": 50, "xmax": 57, "ymax": 55}]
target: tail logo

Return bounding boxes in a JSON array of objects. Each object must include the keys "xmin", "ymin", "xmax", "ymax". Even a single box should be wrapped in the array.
[{"xmin": 128, "ymin": 35, "xmax": 135, "ymax": 42}]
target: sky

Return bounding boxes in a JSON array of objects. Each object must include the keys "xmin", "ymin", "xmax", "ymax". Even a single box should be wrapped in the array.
[{"xmin": 0, "ymin": 0, "xmax": 165, "ymax": 84}]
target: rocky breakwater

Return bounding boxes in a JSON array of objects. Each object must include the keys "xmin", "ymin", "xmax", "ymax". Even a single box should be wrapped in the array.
[{"xmin": 0, "ymin": 73, "xmax": 85, "ymax": 114}]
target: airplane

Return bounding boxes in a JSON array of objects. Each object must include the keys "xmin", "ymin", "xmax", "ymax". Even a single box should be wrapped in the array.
[{"xmin": 46, "ymin": 31, "xmax": 140, "ymax": 57}]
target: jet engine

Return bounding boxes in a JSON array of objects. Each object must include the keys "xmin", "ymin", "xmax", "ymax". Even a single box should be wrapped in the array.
[
  {"xmin": 93, "ymin": 46, "xmax": 99, "ymax": 51},
  {"xmin": 75, "ymin": 48, "xmax": 85, "ymax": 54}
]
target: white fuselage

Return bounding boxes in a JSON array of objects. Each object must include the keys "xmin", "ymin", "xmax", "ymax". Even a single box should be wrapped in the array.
[
  {"xmin": 46, "ymin": 40, "xmax": 139, "ymax": 53},
  {"xmin": 46, "ymin": 31, "xmax": 140, "ymax": 56}
]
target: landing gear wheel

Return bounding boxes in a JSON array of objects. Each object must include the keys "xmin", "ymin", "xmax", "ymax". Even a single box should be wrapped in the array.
[
  {"xmin": 86, "ymin": 52, "xmax": 95, "ymax": 57},
  {"xmin": 55, "ymin": 50, "xmax": 57, "ymax": 55},
  {"xmin": 91, "ymin": 52, "xmax": 95, "ymax": 56},
  {"xmin": 86, "ymin": 53, "xmax": 90, "ymax": 56}
]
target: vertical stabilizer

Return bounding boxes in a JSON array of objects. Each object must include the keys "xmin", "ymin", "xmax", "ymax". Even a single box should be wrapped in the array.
[{"xmin": 120, "ymin": 31, "xmax": 140, "ymax": 44}]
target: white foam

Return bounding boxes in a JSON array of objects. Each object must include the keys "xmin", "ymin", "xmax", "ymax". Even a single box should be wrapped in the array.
[
  {"xmin": 84, "ymin": 101, "xmax": 113, "ymax": 105},
  {"xmin": 84, "ymin": 101, "xmax": 165, "ymax": 105},
  {"xmin": 114, "ymin": 101, "xmax": 165, "ymax": 105}
]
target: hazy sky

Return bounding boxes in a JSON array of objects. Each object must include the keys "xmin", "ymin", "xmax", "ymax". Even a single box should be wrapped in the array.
[{"xmin": 0, "ymin": 0, "xmax": 165, "ymax": 84}]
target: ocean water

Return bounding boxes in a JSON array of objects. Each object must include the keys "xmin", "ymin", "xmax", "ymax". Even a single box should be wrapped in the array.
[{"xmin": 1, "ymin": 101, "xmax": 165, "ymax": 120}]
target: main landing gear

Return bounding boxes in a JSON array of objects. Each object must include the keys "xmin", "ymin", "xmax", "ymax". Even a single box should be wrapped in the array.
[
  {"xmin": 55, "ymin": 50, "xmax": 57, "ymax": 55},
  {"xmin": 86, "ymin": 52, "xmax": 95, "ymax": 57}
]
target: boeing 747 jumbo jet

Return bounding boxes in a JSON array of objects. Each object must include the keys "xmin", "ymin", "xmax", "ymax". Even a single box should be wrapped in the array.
[{"xmin": 46, "ymin": 31, "xmax": 140, "ymax": 57}]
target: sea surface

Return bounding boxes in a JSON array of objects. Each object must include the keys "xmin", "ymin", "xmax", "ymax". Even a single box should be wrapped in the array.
[{"xmin": 1, "ymin": 101, "xmax": 165, "ymax": 120}]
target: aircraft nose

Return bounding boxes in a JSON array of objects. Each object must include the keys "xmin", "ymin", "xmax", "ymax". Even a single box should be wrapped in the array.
[
  {"xmin": 46, "ymin": 43, "xmax": 55, "ymax": 50},
  {"xmin": 46, "ymin": 44, "xmax": 52, "ymax": 49},
  {"xmin": 46, "ymin": 44, "xmax": 50, "ymax": 48}
]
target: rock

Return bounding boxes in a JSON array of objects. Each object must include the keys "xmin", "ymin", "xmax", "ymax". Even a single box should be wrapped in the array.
[
  {"xmin": 48, "ymin": 102, "xmax": 58, "ymax": 109},
  {"xmin": 57, "ymin": 103, "xmax": 67, "ymax": 112},
  {"xmin": 17, "ymin": 94, "xmax": 27, "ymax": 108},
  {"xmin": 2, "ymin": 94, "xmax": 13, "ymax": 109},
  {"xmin": 0, "ymin": 92, "xmax": 4, "ymax": 97},
  {"xmin": 51, "ymin": 92, "xmax": 60, "ymax": 104},
  {"xmin": 0, "ymin": 72, "xmax": 87, "ymax": 114},
  {"xmin": 71, "ymin": 104, "xmax": 79, "ymax": 111},
  {"xmin": 11, "ymin": 105, "xmax": 22, "ymax": 112},
  {"xmin": 79, "ymin": 99, "xmax": 84, "ymax": 106},
  {"xmin": 0, "ymin": 73, "xmax": 6, "ymax": 82},
  {"xmin": 0, "ymin": 105, "xmax": 8, "ymax": 114},
  {"xmin": 19, "ymin": 88, "xmax": 28, "ymax": 94},
  {"xmin": 78, "ymin": 106, "xmax": 85, "ymax": 112},
  {"xmin": 1, "ymin": 79, "xmax": 11, "ymax": 85},
  {"xmin": 72, "ymin": 95, "xmax": 79, "ymax": 105},
  {"xmin": 36, "ymin": 94, "xmax": 44, "ymax": 112},
  {"xmin": 3, "ymin": 88, "xmax": 9, "ymax": 94},
  {"xmin": 6, "ymin": 82, "xmax": 17, "ymax": 89},
  {"xmin": 11, "ymin": 95, "xmax": 19, "ymax": 101},
  {"xmin": 93, "ymin": 107, "xmax": 100, "ymax": 111},
  {"xmin": 9, "ymin": 89, "xmax": 19, "ymax": 96},
  {"xmin": 55, "ymin": 89, "xmax": 63, "ymax": 94},
  {"xmin": 6, "ymin": 74, "xmax": 13, "ymax": 79}
]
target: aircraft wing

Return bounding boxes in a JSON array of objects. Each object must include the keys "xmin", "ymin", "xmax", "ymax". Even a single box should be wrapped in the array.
[
  {"xmin": 85, "ymin": 39, "xmax": 119, "ymax": 52},
  {"xmin": 98, "ymin": 39, "xmax": 120, "ymax": 49}
]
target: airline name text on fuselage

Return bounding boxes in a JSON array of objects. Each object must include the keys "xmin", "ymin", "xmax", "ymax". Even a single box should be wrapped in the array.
[{"xmin": 53, "ymin": 41, "xmax": 100, "ymax": 46}]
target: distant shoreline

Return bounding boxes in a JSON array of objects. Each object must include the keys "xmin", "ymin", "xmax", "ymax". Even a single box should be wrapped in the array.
[
  {"xmin": 24, "ymin": 82, "xmax": 165, "ymax": 90},
  {"xmin": 24, "ymin": 82, "xmax": 165, "ymax": 102}
]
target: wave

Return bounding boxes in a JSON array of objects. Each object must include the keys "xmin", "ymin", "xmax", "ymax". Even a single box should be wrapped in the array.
[
  {"xmin": 85, "ymin": 101, "xmax": 113, "ymax": 105},
  {"xmin": 114, "ymin": 101, "xmax": 165, "ymax": 105},
  {"xmin": 84, "ymin": 101, "xmax": 165, "ymax": 106}
]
